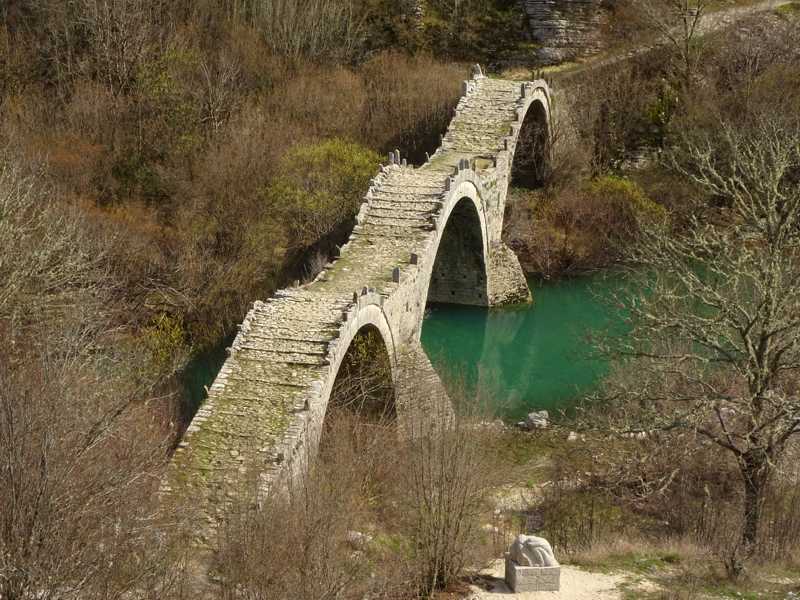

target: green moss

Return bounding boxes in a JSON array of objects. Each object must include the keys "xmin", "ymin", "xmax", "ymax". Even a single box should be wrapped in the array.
[{"xmin": 776, "ymin": 1, "xmax": 800, "ymax": 17}]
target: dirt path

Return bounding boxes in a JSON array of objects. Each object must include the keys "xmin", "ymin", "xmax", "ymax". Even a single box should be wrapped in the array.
[
  {"xmin": 469, "ymin": 562, "xmax": 625, "ymax": 600},
  {"xmin": 550, "ymin": 0, "xmax": 788, "ymax": 82}
]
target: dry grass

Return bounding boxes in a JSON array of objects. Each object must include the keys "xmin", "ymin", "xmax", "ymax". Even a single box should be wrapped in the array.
[{"xmin": 214, "ymin": 354, "xmax": 509, "ymax": 599}]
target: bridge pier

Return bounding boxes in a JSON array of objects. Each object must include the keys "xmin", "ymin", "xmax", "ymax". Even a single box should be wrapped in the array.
[{"xmin": 488, "ymin": 242, "xmax": 533, "ymax": 306}]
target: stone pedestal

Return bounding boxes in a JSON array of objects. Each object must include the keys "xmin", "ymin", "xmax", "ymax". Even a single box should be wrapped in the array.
[{"xmin": 505, "ymin": 554, "xmax": 561, "ymax": 592}]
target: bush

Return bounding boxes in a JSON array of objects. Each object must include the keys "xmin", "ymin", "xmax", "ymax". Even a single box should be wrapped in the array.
[
  {"xmin": 227, "ymin": 0, "xmax": 367, "ymax": 63},
  {"xmin": 359, "ymin": 52, "xmax": 462, "ymax": 162},
  {"xmin": 586, "ymin": 175, "xmax": 665, "ymax": 223},
  {"xmin": 508, "ymin": 175, "xmax": 663, "ymax": 276},
  {"xmin": 263, "ymin": 138, "xmax": 380, "ymax": 250},
  {"xmin": 0, "ymin": 156, "xmax": 188, "ymax": 600},
  {"xmin": 394, "ymin": 400, "xmax": 501, "ymax": 595},
  {"xmin": 216, "ymin": 357, "xmax": 503, "ymax": 598},
  {"xmin": 142, "ymin": 313, "xmax": 191, "ymax": 376}
]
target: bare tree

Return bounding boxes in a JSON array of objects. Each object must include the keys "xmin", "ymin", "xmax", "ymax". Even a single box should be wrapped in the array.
[
  {"xmin": 634, "ymin": 0, "xmax": 711, "ymax": 87},
  {"xmin": 195, "ymin": 54, "xmax": 241, "ymax": 137},
  {"xmin": 0, "ymin": 160, "xmax": 108, "ymax": 341},
  {"xmin": 594, "ymin": 117, "xmax": 800, "ymax": 576},
  {"xmin": 394, "ymin": 388, "xmax": 501, "ymax": 595},
  {"xmin": 0, "ymin": 156, "xmax": 188, "ymax": 600},
  {"xmin": 36, "ymin": 0, "xmax": 165, "ymax": 96},
  {"xmin": 226, "ymin": 0, "xmax": 366, "ymax": 62}
]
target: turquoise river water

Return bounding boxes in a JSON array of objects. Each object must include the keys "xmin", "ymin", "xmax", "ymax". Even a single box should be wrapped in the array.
[
  {"xmin": 421, "ymin": 273, "xmax": 624, "ymax": 420},
  {"xmin": 182, "ymin": 273, "xmax": 625, "ymax": 423}
]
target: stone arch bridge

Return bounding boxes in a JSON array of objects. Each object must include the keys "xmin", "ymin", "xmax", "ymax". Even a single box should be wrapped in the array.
[{"xmin": 166, "ymin": 70, "xmax": 553, "ymax": 520}]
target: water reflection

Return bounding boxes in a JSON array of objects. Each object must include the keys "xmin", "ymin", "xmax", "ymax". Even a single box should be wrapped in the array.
[{"xmin": 421, "ymin": 274, "xmax": 625, "ymax": 420}]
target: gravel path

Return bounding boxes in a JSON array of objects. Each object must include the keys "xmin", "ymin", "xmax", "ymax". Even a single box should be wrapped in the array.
[{"xmin": 470, "ymin": 562, "xmax": 625, "ymax": 600}]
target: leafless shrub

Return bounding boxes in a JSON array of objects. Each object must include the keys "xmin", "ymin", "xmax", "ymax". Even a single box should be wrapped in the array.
[
  {"xmin": 227, "ymin": 0, "xmax": 366, "ymax": 63},
  {"xmin": 0, "ymin": 158, "xmax": 110, "ymax": 344},
  {"xmin": 216, "ymin": 353, "xmax": 503, "ymax": 598},
  {"xmin": 0, "ymin": 159, "xmax": 188, "ymax": 600},
  {"xmin": 194, "ymin": 53, "xmax": 242, "ymax": 136},
  {"xmin": 359, "ymin": 52, "xmax": 463, "ymax": 162},
  {"xmin": 0, "ymin": 150, "xmax": 197, "ymax": 599},
  {"xmin": 216, "ymin": 413, "xmax": 403, "ymax": 600},
  {"xmin": 0, "ymin": 354, "xmax": 189, "ymax": 600},
  {"xmin": 37, "ymin": 0, "xmax": 169, "ymax": 96},
  {"xmin": 390, "ymin": 385, "xmax": 502, "ymax": 596}
]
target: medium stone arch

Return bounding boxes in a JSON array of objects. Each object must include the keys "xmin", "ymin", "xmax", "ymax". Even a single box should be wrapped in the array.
[
  {"xmin": 424, "ymin": 181, "xmax": 490, "ymax": 307},
  {"xmin": 303, "ymin": 298, "xmax": 398, "ymax": 457},
  {"xmin": 327, "ymin": 323, "xmax": 396, "ymax": 422}
]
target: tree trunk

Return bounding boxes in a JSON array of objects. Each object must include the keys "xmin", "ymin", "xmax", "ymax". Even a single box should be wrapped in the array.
[{"xmin": 730, "ymin": 450, "xmax": 771, "ymax": 577}]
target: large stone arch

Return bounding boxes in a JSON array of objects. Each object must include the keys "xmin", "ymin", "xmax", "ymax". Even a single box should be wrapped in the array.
[{"xmin": 424, "ymin": 180, "xmax": 490, "ymax": 307}]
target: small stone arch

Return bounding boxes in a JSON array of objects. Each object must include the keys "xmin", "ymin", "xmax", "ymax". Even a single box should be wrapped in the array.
[{"xmin": 512, "ymin": 95, "xmax": 551, "ymax": 189}]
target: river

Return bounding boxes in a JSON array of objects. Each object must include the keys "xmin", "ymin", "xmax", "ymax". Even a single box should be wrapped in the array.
[
  {"xmin": 182, "ymin": 272, "xmax": 625, "ymax": 424},
  {"xmin": 421, "ymin": 273, "xmax": 624, "ymax": 421}
]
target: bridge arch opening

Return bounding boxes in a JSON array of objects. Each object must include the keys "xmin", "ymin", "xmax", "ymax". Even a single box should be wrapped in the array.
[
  {"xmin": 427, "ymin": 196, "xmax": 488, "ymax": 306},
  {"xmin": 321, "ymin": 324, "xmax": 396, "ymax": 452},
  {"xmin": 512, "ymin": 99, "xmax": 550, "ymax": 189}
]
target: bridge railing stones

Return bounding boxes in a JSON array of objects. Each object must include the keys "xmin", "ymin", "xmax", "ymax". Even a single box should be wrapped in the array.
[{"xmin": 164, "ymin": 69, "xmax": 553, "ymax": 550}]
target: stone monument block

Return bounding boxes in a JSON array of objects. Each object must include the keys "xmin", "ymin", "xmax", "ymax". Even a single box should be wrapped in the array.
[
  {"xmin": 505, "ymin": 534, "xmax": 561, "ymax": 592},
  {"xmin": 505, "ymin": 556, "xmax": 561, "ymax": 592}
]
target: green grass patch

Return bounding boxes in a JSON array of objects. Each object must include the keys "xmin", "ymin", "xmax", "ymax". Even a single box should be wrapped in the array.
[
  {"xmin": 572, "ymin": 549, "xmax": 682, "ymax": 575},
  {"xmin": 776, "ymin": 1, "xmax": 800, "ymax": 17}
]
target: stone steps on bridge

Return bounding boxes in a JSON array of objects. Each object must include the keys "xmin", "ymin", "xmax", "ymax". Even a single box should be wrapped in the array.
[
  {"xmin": 251, "ymin": 300, "xmax": 345, "ymax": 324},
  {"xmin": 368, "ymin": 199, "xmax": 442, "ymax": 213},
  {"xmin": 243, "ymin": 329, "xmax": 339, "ymax": 344},
  {"xmin": 462, "ymin": 96, "xmax": 520, "ymax": 109},
  {"xmin": 366, "ymin": 204, "xmax": 438, "ymax": 218},
  {"xmin": 354, "ymin": 223, "xmax": 432, "ymax": 240},
  {"xmin": 377, "ymin": 183, "xmax": 444, "ymax": 195},
  {"xmin": 362, "ymin": 215, "xmax": 435, "ymax": 230},
  {"xmin": 236, "ymin": 336, "xmax": 329, "ymax": 357},
  {"xmin": 226, "ymin": 371, "xmax": 311, "ymax": 391},
  {"xmin": 221, "ymin": 381, "xmax": 308, "ymax": 411},
  {"xmin": 236, "ymin": 348, "xmax": 328, "ymax": 367},
  {"xmin": 232, "ymin": 358, "xmax": 321, "ymax": 388}
]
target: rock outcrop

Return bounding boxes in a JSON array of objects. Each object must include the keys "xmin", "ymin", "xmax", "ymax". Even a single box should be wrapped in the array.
[{"xmin": 522, "ymin": 0, "xmax": 612, "ymax": 64}]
